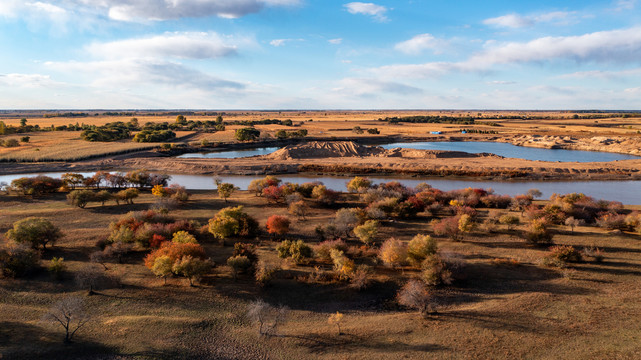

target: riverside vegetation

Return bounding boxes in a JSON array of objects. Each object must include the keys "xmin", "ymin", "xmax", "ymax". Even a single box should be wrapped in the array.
[{"xmin": 2, "ymin": 173, "xmax": 641, "ymax": 358}]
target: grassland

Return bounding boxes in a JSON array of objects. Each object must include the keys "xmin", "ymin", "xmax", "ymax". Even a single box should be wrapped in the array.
[
  {"xmin": 1, "ymin": 188, "xmax": 641, "ymax": 359},
  {"xmin": 2, "ymin": 110, "xmax": 641, "ymax": 167},
  {"xmin": 0, "ymin": 131, "xmax": 196, "ymax": 162}
]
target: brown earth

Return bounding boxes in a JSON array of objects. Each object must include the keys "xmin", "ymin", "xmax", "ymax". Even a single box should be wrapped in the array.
[{"xmin": 2, "ymin": 141, "xmax": 641, "ymax": 181}]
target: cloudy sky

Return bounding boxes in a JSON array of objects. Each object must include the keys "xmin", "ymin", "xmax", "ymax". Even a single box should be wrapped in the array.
[{"xmin": 0, "ymin": 0, "xmax": 640, "ymax": 109}]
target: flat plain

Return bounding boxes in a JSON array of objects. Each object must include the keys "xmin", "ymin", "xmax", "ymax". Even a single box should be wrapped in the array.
[{"xmin": 1, "ymin": 110, "xmax": 641, "ymax": 359}]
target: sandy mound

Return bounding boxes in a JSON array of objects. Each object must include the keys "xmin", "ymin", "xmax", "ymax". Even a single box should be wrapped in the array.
[
  {"xmin": 267, "ymin": 141, "xmax": 384, "ymax": 160},
  {"xmin": 266, "ymin": 141, "xmax": 495, "ymax": 160}
]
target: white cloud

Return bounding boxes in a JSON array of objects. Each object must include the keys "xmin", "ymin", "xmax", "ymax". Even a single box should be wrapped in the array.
[
  {"xmin": 270, "ymin": 39, "xmax": 289, "ymax": 46},
  {"xmin": 46, "ymin": 59, "xmax": 244, "ymax": 91},
  {"xmin": 372, "ymin": 27, "xmax": 641, "ymax": 78},
  {"xmin": 1, "ymin": 0, "xmax": 300, "ymax": 23},
  {"xmin": 487, "ymin": 80, "xmax": 516, "ymax": 85},
  {"xmin": 484, "ymin": 14, "xmax": 532, "ymax": 28},
  {"xmin": 0, "ymin": 73, "xmax": 63, "ymax": 88},
  {"xmin": 104, "ymin": 0, "xmax": 299, "ymax": 21},
  {"xmin": 483, "ymin": 11, "xmax": 575, "ymax": 28},
  {"xmin": 333, "ymin": 78, "xmax": 422, "ymax": 96},
  {"xmin": 344, "ymin": 2, "xmax": 388, "ymax": 21},
  {"xmin": 87, "ymin": 32, "xmax": 239, "ymax": 59},
  {"xmin": 559, "ymin": 68, "xmax": 641, "ymax": 79},
  {"xmin": 394, "ymin": 33, "xmax": 448, "ymax": 55},
  {"xmin": 328, "ymin": 38, "xmax": 342, "ymax": 45},
  {"xmin": 615, "ymin": 0, "xmax": 637, "ymax": 11}
]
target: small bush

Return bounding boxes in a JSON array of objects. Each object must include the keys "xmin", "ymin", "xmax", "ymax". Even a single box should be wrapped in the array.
[
  {"xmin": 421, "ymin": 254, "xmax": 453, "ymax": 286},
  {"xmin": 276, "ymin": 240, "xmax": 312, "ymax": 264},
  {"xmin": 266, "ymin": 215, "xmax": 291, "ymax": 236},
  {"xmin": 227, "ymin": 255, "xmax": 252, "ymax": 280},
  {"xmin": 314, "ymin": 239, "xmax": 348, "ymax": 262},
  {"xmin": 526, "ymin": 218, "xmax": 553, "ymax": 245},
  {"xmin": 0, "ymin": 244, "xmax": 40, "ymax": 278},
  {"xmin": 255, "ymin": 261, "xmax": 276, "ymax": 287},
  {"xmin": 407, "ymin": 234, "xmax": 437, "ymax": 267},
  {"xmin": 499, "ymin": 214, "xmax": 519, "ymax": 230},
  {"xmin": 378, "ymin": 238, "xmax": 407, "ymax": 267},
  {"xmin": 172, "ymin": 231, "xmax": 197, "ymax": 244},
  {"xmin": 330, "ymin": 249, "xmax": 355, "ymax": 280},
  {"xmin": 546, "ymin": 245, "xmax": 582, "ymax": 264},
  {"xmin": 432, "ymin": 216, "xmax": 462, "ymax": 241},
  {"xmin": 48, "ymin": 257, "xmax": 66, "ymax": 279},
  {"xmin": 581, "ymin": 246, "xmax": 605, "ymax": 263},
  {"xmin": 353, "ymin": 220, "xmax": 379, "ymax": 246}
]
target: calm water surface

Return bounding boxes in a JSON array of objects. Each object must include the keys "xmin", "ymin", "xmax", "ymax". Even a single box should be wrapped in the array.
[
  {"xmin": 176, "ymin": 141, "xmax": 640, "ymax": 163},
  {"xmin": 177, "ymin": 147, "xmax": 280, "ymax": 159},
  {"xmin": 380, "ymin": 142, "xmax": 640, "ymax": 162},
  {"xmin": 2, "ymin": 172, "xmax": 640, "ymax": 204}
]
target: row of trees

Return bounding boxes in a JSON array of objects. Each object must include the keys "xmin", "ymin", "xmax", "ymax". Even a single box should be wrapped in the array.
[{"xmin": 8, "ymin": 171, "xmax": 172, "ymax": 197}]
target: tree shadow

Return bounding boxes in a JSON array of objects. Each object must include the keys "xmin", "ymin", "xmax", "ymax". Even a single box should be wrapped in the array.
[
  {"xmin": 0, "ymin": 321, "xmax": 115, "ymax": 360},
  {"xmin": 286, "ymin": 332, "xmax": 448, "ymax": 355}
]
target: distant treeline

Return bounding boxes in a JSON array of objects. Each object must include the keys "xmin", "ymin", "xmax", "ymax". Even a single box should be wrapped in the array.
[
  {"xmin": 227, "ymin": 118, "xmax": 295, "ymax": 126},
  {"xmin": 381, "ymin": 116, "xmax": 476, "ymax": 125}
]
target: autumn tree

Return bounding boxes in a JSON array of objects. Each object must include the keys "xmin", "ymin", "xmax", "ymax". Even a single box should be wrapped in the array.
[
  {"xmin": 172, "ymin": 256, "xmax": 212, "ymax": 286},
  {"xmin": 151, "ymin": 255, "xmax": 173, "ymax": 284},
  {"xmin": 347, "ymin": 176, "xmax": 372, "ymax": 193},
  {"xmin": 564, "ymin": 216, "xmax": 582, "ymax": 234},
  {"xmin": 208, "ymin": 206, "xmax": 259, "ymax": 241},
  {"xmin": 266, "ymin": 215, "xmax": 291, "ymax": 236},
  {"xmin": 61, "ymin": 173, "xmax": 85, "ymax": 190},
  {"xmin": 67, "ymin": 190, "xmax": 97, "ymax": 208},
  {"xmin": 172, "ymin": 230, "xmax": 197, "ymax": 244},
  {"xmin": 288, "ymin": 200, "xmax": 310, "ymax": 220},
  {"xmin": 227, "ymin": 255, "xmax": 251, "ymax": 280},
  {"xmin": 499, "ymin": 214, "xmax": 520, "ymax": 231},
  {"xmin": 216, "ymin": 182, "xmax": 238, "ymax": 203},
  {"xmin": 378, "ymin": 238, "xmax": 407, "ymax": 267},
  {"xmin": 353, "ymin": 220, "xmax": 379, "ymax": 246},
  {"xmin": 5, "ymin": 217, "xmax": 62, "ymax": 250},
  {"xmin": 407, "ymin": 234, "xmax": 437, "ymax": 267},
  {"xmin": 328, "ymin": 312, "xmax": 344, "ymax": 335}
]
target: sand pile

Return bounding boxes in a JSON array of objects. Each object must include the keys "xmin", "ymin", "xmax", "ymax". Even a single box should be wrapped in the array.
[
  {"xmin": 266, "ymin": 141, "xmax": 494, "ymax": 160},
  {"xmin": 511, "ymin": 135, "xmax": 641, "ymax": 155},
  {"xmin": 267, "ymin": 141, "xmax": 384, "ymax": 160}
]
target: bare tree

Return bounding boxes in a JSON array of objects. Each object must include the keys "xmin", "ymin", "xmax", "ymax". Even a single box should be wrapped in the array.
[
  {"xmin": 42, "ymin": 296, "xmax": 92, "ymax": 344},
  {"xmin": 246, "ymin": 300, "xmax": 289, "ymax": 337},
  {"xmin": 564, "ymin": 216, "xmax": 583, "ymax": 234},
  {"xmin": 397, "ymin": 279, "xmax": 438, "ymax": 316},
  {"xmin": 89, "ymin": 250, "xmax": 109, "ymax": 270},
  {"xmin": 75, "ymin": 265, "xmax": 110, "ymax": 295}
]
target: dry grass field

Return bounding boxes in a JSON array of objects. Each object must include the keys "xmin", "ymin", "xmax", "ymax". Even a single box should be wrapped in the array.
[
  {"xmin": 2, "ymin": 110, "xmax": 641, "ymax": 164},
  {"xmin": 1, "ymin": 188, "xmax": 641, "ymax": 359}
]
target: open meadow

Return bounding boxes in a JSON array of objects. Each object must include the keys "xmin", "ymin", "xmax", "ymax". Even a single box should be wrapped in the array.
[{"xmin": 1, "ymin": 175, "xmax": 641, "ymax": 359}]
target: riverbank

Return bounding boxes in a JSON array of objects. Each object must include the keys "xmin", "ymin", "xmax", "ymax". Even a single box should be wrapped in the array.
[{"xmin": 2, "ymin": 141, "xmax": 641, "ymax": 181}]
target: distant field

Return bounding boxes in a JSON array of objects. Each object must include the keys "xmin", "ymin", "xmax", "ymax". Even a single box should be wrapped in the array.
[
  {"xmin": 2, "ymin": 111, "xmax": 641, "ymax": 163},
  {"xmin": 0, "ymin": 132, "xmax": 160, "ymax": 162}
]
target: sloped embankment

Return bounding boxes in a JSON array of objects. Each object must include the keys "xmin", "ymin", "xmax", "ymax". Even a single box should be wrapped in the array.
[{"xmin": 266, "ymin": 141, "xmax": 497, "ymax": 160}]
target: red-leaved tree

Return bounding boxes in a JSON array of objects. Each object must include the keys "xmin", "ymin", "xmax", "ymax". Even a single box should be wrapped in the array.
[{"xmin": 266, "ymin": 215, "xmax": 290, "ymax": 236}]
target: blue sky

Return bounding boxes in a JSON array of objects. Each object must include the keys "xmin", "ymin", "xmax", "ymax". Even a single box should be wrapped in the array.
[{"xmin": 0, "ymin": 0, "xmax": 640, "ymax": 109}]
